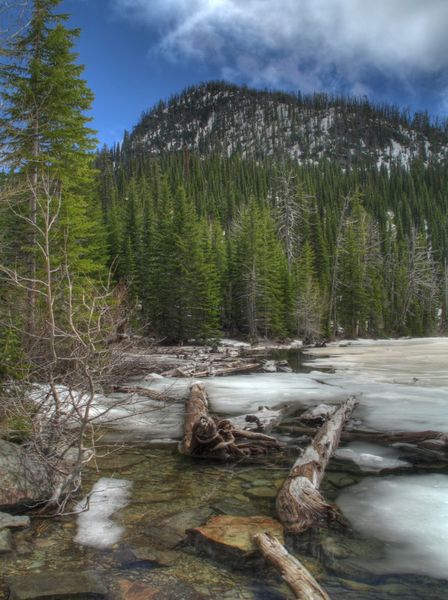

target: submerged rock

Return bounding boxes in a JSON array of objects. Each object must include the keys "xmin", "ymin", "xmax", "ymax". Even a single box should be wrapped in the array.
[
  {"xmin": 0, "ymin": 528, "xmax": 13, "ymax": 554},
  {"xmin": 0, "ymin": 511, "xmax": 30, "ymax": 529},
  {"xmin": 145, "ymin": 507, "xmax": 214, "ymax": 549},
  {"xmin": 118, "ymin": 576, "xmax": 206, "ymax": 600},
  {"xmin": 6, "ymin": 571, "xmax": 107, "ymax": 599},
  {"xmin": 187, "ymin": 514, "xmax": 284, "ymax": 568}
]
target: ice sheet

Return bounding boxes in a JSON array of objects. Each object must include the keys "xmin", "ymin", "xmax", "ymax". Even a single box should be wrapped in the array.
[
  {"xmin": 334, "ymin": 442, "xmax": 410, "ymax": 472},
  {"xmin": 305, "ymin": 337, "xmax": 448, "ymax": 387},
  {"xmin": 337, "ymin": 474, "xmax": 448, "ymax": 579},
  {"xmin": 74, "ymin": 477, "xmax": 132, "ymax": 548}
]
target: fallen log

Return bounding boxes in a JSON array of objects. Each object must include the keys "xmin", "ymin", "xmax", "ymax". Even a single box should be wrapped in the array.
[
  {"xmin": 179, "ymin": 384, "xmax": 283, "ymax": 460},
  {"xmin": 192, "ymin": 362, "xmax": 260, "ymax": 378},
  {"xmin": 254, "ymin": 533, "xmax": 331, "ymax": 600},
  {"xmin": 276, "ymin": 396, "xmax": 357, "ymax": 534},
  {"xmin": 111, "ymin": 385, "xmax": 174, "ymax": 402},
  {"xmin": 278, "ymin": 423, "xmax": 448, "ymax": 450},
  {"xmin": 180, "ymin": 383, "xmax": 210, "ymax": 455}
]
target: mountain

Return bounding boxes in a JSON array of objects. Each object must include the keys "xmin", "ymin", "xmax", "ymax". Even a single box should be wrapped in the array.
[{"xmin": 129, "ymin": 81, "xmax": 448, "ymax": 169}]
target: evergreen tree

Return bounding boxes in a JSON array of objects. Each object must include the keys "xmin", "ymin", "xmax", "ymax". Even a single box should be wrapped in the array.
[{"xmin": 0, "ymin": 0, "xmax": 107, "ymax": 362}]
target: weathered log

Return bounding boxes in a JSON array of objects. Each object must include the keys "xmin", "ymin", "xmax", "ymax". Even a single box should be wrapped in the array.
[
  {"xmin": 277, "ymin": 396, "xmax": 357, "ymax": 534},
  {"xmin": 254, "ymin": 532, "xmax": 331, "ymax": 600},
  {"xmin": 111, "ymin": 385, "xmax": 173, "ymax": 402},
  {"xmin": 278, "ymin": 423, "xmax": 448, "ymax": 449},
  {"xmin": 180, "ymin": 383, "xmax": 209, "ymax": 455},
  {"xmin": 180, "ymin": 384, "xmax": 283, "ymax": 460},
  {"xmin": 192, "ymin": 362, "xmax": 260, "ymax": 378}
]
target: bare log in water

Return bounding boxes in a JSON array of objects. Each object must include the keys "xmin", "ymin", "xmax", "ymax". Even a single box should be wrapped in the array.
[
  {"xmin": 179, "ymin": 384, "xmax": 284, "ymax": 460},
  {"xmin": 254, "ymin": 533, "xmax": 331, "ymax": 600},
  {"xmin": 192, "ymin": 362, "xmax": 261, "ymax": 377},
  {"xmin": 277, "ymin": 396, "xmax": 357, "ymax": 534},
  {"xmin": 111, "ymin": 385, "xmax": 174, "ymax": 402},
  {"xmin": 180, "ymin": 383, "xmax": 210, "ymax": 455}
]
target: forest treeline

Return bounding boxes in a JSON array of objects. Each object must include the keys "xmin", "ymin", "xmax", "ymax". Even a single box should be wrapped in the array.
[
  {"xmin": 1, "ymin": 0, "xmax": 448, "ymax": 389},
  {"xmin": 97, "ymin": 147, "xmax": 448, "ymax": 343}
]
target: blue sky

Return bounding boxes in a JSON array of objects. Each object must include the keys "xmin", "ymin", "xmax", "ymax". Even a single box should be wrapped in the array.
[{"xmin": 62, "ymin": 0, "xmax": 448, "ymax": 147}]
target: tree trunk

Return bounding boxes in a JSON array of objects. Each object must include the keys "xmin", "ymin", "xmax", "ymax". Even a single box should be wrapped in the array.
[
  {"xmin": 254, "ymin": 533, "xmax": 331, "ymax": 600},
  {"xmin": 180, "ymin": 383, "xmax": 209, "ymax": 455},
  {"xmin": 276, "ymin": 396, "xmax": 357, "ymax": 533}
]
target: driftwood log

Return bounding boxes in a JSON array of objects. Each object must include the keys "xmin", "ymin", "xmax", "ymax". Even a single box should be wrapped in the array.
[
  {"xmin": 111, "ymin": 385, "xmax": 174, "ymax": 402},
  {"xmin": 179, "ymin": 383, "xmax": 283, "ymax": 460},
  {"xmin": 277, "ymin": 423, "xmax": 448, "ymax": 450},
  {"xmin": 277, "ymin": 396, "xmax": 357, "ymax": 534},
  {"xmin": 254, "ymin": 533, "xmax": 331, "ymax": 600},
  {"xmin": 192, "ymin": 362, "xmax": 261, "ymax": 378}
]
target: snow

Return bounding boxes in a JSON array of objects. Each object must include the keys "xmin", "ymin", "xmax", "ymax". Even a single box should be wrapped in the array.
[
  {"xmin": 334, "ymin": 442, "xmax": 410, "ymax": 472},
  {"xmin": 74, "ymin": 477, "xmax": 132, "ymax": 549},
  {"xmin": 337, "ymin": 474, "xmax": 448, "ymax": 579}
]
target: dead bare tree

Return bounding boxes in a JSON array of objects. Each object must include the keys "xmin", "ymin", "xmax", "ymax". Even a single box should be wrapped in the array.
[{"xmin": 0, "ymin": 173, "xmax": 135, "ymax": 514}]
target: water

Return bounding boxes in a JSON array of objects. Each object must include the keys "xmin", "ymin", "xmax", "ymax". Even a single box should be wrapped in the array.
[{"xmin": 2, "ymin": 339, "xmax": 448, "ymax": 599}]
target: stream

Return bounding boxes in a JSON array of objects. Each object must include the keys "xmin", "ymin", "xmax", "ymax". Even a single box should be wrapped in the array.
[{"xmin": 1, "ymin": 338, "xmax": 448, "ymax": 599}]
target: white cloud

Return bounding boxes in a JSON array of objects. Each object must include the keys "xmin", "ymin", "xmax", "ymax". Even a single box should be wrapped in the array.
[{"xmin": 112, "ymin": 0, "xmax": 448, "ymax": 94}]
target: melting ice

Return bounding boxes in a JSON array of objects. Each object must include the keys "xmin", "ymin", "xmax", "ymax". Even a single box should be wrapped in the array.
[
  {"xmin": 74, "ymin": 477, "xmax": 132, "ymax": 548},
  {"xmin": 337, "ymin": 474, "xmax": 448, "ymax": 579}
]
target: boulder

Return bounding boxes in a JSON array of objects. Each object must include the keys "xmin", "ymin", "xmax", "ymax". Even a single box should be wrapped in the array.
[
  {"xmin": 0, "ymin": 440, "xmax": 53, "ymax": 510},
  {"xmin": 6, "ymin": 571, "xmax": 107, "ymax": 599},
  {"xmin": 145, "ymin": 507, "xmax": 214, "ymax": 549},
  {"xmin": 187, "ymin": 514, "xmax": 284, "ymax": 568},
  {"xmin": 0, "ymin": 511, "xmax": 30, "ymax": 529}
]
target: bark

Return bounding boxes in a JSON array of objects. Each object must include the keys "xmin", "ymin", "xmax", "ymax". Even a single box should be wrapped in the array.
[
  {"xmin": 180, "ymin": 384, "xmax": 283, "ymax": 460},
  {"xmin": 180, "ymin": 383, "xmax": 209, "ymax": 455},
  {"xmin": 254, "ymin": 533, "xmax": 331, "ymax": 600},
  {"xmin": 277, "ymin": 396, "xmax": 357, "ymax": 534}
]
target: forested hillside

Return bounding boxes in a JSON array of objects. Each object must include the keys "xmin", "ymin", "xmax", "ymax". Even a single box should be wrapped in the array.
[
  {"xmin": 97, "ymin": 140, "xmax": 448, "ymax": 342},
  {"xmin": 130, "ymin": 81, "xmax": 448, "ymax": 169}
]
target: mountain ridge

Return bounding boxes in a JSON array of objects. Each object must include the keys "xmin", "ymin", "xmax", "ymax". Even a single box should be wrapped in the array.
[{"xmin": 129, "ymin": 81, "xmax": 448, "ymax": 169}]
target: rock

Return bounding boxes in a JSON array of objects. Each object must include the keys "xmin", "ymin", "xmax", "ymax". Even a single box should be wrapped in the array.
[
  {"xmin": 118, "ymin": 580, "xmax": 161, "ymax": 600},
  {"xmin": 0, "ymin": 511, "xmax": 30, "ymax": 529},
  {"xmin": 0, "ymin": 440, "xmax": 55, "ymax": 509},
  {"xmin": 246, "ymin": 486, "xmax": 277, "ymax": 498},
  {"xmin": 145, "ymin": 507, "xmax": 214, "ymax": 549},
  {"xmin": 187, "ymin": 514, "xmax": 284, "ymax": 568},
  {"xmin": 131, "ymin": 547, "xmax": 178, "ymax": 567},
  {"xmin": 117, "ymin": 576, "xmax": 206, "ymax": 600},
  {"xmin": 261, "ymin": 361, "xmax": 277, "ymax": 373},
  {"xmin": 0, "ymin": 528, "xmax": 13, "ymax": 554},
  {"xmin": 211, "ymin": 497, "xmax": 258, "ymax": 517},
  {"xmin": 6, "ymin": 571, "xmax": 107, "ymax": 599}
]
